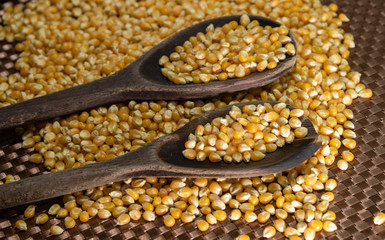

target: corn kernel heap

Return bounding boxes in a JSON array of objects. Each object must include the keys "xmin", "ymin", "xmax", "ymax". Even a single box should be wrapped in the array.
[
  {"xmin": 159, "ymin": 14, "xmax": 295, "ymax": 84},
  {"xmin": 0, "ymin": 0, "xmax": 375, "ymax": 239},
  {"xmin": 183, "ymin": 103, "xmax": 307, "ymax": 163}
]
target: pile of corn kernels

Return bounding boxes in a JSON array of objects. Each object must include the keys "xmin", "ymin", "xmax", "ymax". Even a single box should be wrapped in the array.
[
  {"xmin": 159, "ymin": 15, "xmax": 296, "ymax": 84},
  {"xmin": 183, "ymin": 103, "xmax": 308, "ymax": 163},
  {"xmin": 0, "ymin": 0, "xmax": 374, "ymax": 238}
]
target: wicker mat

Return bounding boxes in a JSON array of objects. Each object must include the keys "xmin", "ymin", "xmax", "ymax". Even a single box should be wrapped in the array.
[{"xmin": 1, "ymin": 0, "xmax": 385, "ymax": 239}]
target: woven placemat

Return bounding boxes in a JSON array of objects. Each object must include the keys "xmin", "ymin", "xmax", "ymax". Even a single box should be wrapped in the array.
[{"xmin": 0, "ymin": 0, "xmax": 385, "ymax": 239}]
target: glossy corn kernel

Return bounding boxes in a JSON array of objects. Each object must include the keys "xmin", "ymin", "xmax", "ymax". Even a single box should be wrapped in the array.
[
  {"xmin": 143, "ymin": 211, "xmax": 155, "ymax": 221},
  {"xmin": 244, "ymin": 211, "xmax": 258, "ymax": 223},
  {"xmin": 237, "ymin": 235, "xmax": 250, "ymax": 240},
  {"xmin": 79, "ymin": 211, "xmax": 90, "ymax": 223},
  {"xmin": 325, "ymin": 179, "xmax": 337, "ymax": 191},
  {"xmin": 259, "ymin": 193, "xmax": 273, "ymax": 204},
  {"xmin": 322, "ymin": 211, "xmax": 336, "ymax": 221},
  {"xmin": 374, "ymin": 212, "xmax": 385, "ymax": 225},
  {"xmin": 170, "ymin": 208, "xmax": 182, "ymax": 219},
  {"xmin": 35, "ymin": 213, "xmax": 49, "ymax": 225},
  {"xmin": 180, "ymin": 212, "xmax": 195, "ymax": 223},
  {"xmin": 196, "ymin": 219, "xmax": 210, "ymax": 232},
  {"xmin": 24, "ymin": 205, "xmax": 36, "ymax": 219},
  {"xmin": 50, "ymin": 225, "xmax": 64, "ymax": 235},
  {"xmin": 258, "ymin": 211, "xmax": 270, "ymax": 223},
  {"xmin": 117, "ymin": 213, "xmax": 131, "ymax": 226},
  {"xmin": 284, "ymin": 227, "xmax": 300, "ymax": 238},
  {"xmin": 323, "ymin": 221, "xmax": 337, "ymax": 232},
  {"xmin": 15, "ymin": 220, "xmax": 27, "ymax": 231},
  {"xmin": 230, "ymin": 209, "xmax": 242, "ymax": 221},
  {"xmin": 213, "ymin": 210, "xmax": 227, "ymax": 222},
  {"xmin": 64, "ymin": 216, "xmax": 76, "ymax": 229},
  {"xmin": 263, "ymin": 225, "xmax": 276, "ymax": 238},
  {"xmin": 304, "ymin": 227, "xmax": 316, "ymax": 240},
  {"xmin": 309, "ymin": 219, "xmax": 323, "ymax": 232},
  {"xmin": 206, "ymin": 213, "xmax": 217, "ymax": 225},
  {"xmin": 274, "ymin": 219, "xmax": 286, "ymax": 233},
  {"xmin": 56, "ymin": 208, "xmax": 69, "ymax": 218}
]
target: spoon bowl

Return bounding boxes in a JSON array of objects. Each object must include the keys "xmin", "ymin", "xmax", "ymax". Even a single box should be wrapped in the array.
[
  {"xmin": 0, "ymin": 15, "xmax": 297, "ymax": 130},
  {"xmin": 0, "ymin": 101, "xmax": 320, "ymax": 209}
]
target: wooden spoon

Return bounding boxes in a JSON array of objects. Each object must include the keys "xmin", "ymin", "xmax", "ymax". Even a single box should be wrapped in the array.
[
  {"xmin": 0, "ymin": 101, "xmax": 320, "ymax": 209},
  {"xmin": 0, "ymin": 15, "xmax": 297, "ymax": 130}
]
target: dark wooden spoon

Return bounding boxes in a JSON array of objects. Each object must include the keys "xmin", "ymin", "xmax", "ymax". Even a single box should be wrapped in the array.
[
  {"xmin": 0, "ymin": 101, "xmax": 320, "ymax": 209},
  {"xmin": 0, "ymin": 15, "xmax": 297, "ymax": 130}
]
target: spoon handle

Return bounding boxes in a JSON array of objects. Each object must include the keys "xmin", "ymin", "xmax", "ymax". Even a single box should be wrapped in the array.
[
  {"xmin": 0, "ymin": 134, "xmax": 174, "ymax": 209},
  {"xmin": 0, "ymin": 66, "xmax": 141, "ymax": 130}
]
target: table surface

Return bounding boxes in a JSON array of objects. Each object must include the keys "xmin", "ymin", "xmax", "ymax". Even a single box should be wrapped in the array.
[{"xmin": 0, "ymin": 0, "xmax": 385, "ymax": 239}]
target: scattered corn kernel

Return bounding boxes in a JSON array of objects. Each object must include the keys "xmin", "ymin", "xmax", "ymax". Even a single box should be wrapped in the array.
[
  {"xmin": 15, "ymin": 220, "xmax": 27, "ymax": 231},
  {"xmin": 374, "ymin": 212, "xmax": 385, "ymax": 225},
  {"xmin": 50, "ymin": 225, "xmax": 64, "ymax": 235}
]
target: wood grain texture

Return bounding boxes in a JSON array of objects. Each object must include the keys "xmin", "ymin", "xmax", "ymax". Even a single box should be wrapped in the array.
[
  {"xmin": 0, "ymin": 101, "xmax": 320, "ymax": 209},
  {"xmin": 0, "ymin": 15, "xmax": 297, "ymax": 130}
]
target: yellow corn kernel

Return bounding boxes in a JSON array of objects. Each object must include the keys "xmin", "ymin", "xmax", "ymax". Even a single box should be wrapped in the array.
[
  {"xmin": 64, "ymin": 216, "xmax": 76, "ymax": 229},
  {"xmin": 29, "ymin": 153, "xmax": 43, "ymax": 163},
  {"xmin": 244, "ymin": 211, "xmax": 257, "ymax": 223},
  {"xmin": 56, "ymin": 208, "xmax": 69, "ymax": 218},
  {"xmin": 294, "ymin": 127, "xmax": 308, "ymax": 138},
  {"xmin": 78, "ymin": 211, "xmax": 89, "ymax": 223},
  {"xmin": 117, "ymin": 213, "xmax": 131, "ymax": 226},
  {"xmin": 304, "ymin": 227, "xmax": 316, "ymax": 240},
  {"xmin": 183, "ymin": 149, "xmax": 197, "ymax": 160},
  {"xmin": 337, "ymin": 160, "xmax": 349, "ymax": 170},
  {"xmin": 170, "ymin": 208, "xmax": 182, "ymax": 219},
  {"xmin": 274, "ymin": 219, "xmax": 286, "ymax": 233},
  {"xmin": 98, "ymin": 209, "xmax": 112, "ymax": 219},
  {"xmin": 323, "ymin": 221, "xmax": 337, "ymax": 232},
  {"xmin": 237, "ymin": 234, "xmax": 250, "ymax": 240},
  {"xmin": 35, "ymin": 213, "xmax": 49, "ymax": 225},
  {"xmin": 342, "ymin": 150, "xmax": 354, "ymax": 162},
  {"xmin": 309, "ymin": 219, "xmax": 323, "ymax": 232},
  {"xmin": 70, "ymin": 207, "xmax": 82, "ymax": 219},
  {"xmin": 322, "ymin": 211, "xmax": 336, "ymax": 221},
  {"xmin": 284, "ymin": 227, "xmax": 300, "ymax": 238},
  {"xmin": 64, "ymin": 200, "xmax": 77, "ymax": 211},
  {"xmin": 239, "ymin": 202, "xmax": 254, "ymax": 213},
  {"xmin": 258, "ymin": 211, "xmax": 270, "ymax": 223},
  {"xmin": 15, "ymin": 220, "xmax": 27, "ymax": 231},
  {"xmin": 262, "ymin": 225, "xmax": 276, "ymax": 238},
  {"xmin": 180, "ymin": 212, "xmax": 195, "ymax": 223},
  {"xmin": 24, "ymin": 205, "xmax": 36, "ymax": 219},
  {"xmin": 359, "ymin": 89, "xmax": 372, "ymax": 98},
  {"xmin": 325, "ymin": 179, "xmax": 337, "ymax": 191},
  {"xmin": 206, "ymin": 213, "xmax": 217, "ymax": 225},
  {"xmin": 143, "ymin": 210, "xmax": 155, "ymax": 221},
  {"xmin": 50, "ymin": 225, "xmax": 64, "ymax": 235},
  {"xmin": 229, "ymin": 209, "xmax": 241, "ymax": 221},
  {"xmin": 276, "ymin": 209, "xmax": 288, "ymax": 220},
  {"xmin": 196, "ymin": 219, "xmax": 209, "ymax": 232},
  {"xmin": 213, "ymin": 210, "xmax": 227, "ymax": 222},
  {"xmin": 374, "ymin": 212, "xmax": 385, "ymax": 225},
  {"xmin": 259, "ymin": 193, "xmax": 273, "ymax": 204}
]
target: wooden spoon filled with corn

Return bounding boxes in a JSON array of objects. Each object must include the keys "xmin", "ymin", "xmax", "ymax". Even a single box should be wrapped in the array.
[
  {"xmin": 0, "ymin": 101, "xmax": 320, "ymax": 209},
  {"xmin": 0, "ymin": 15, "xmax": 297, "ymax": 130}
]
